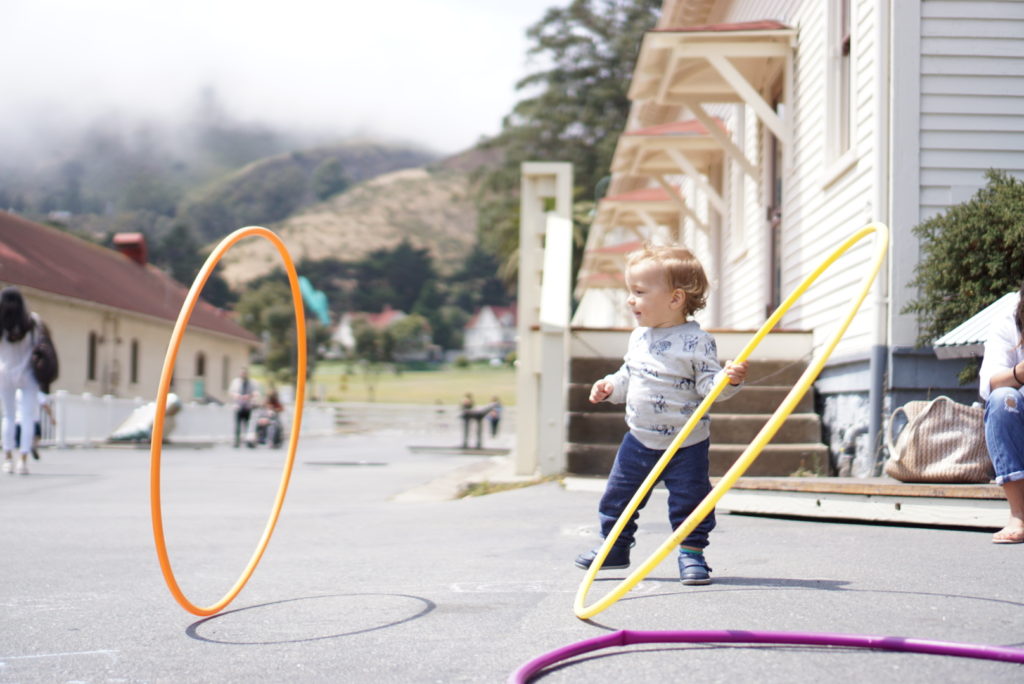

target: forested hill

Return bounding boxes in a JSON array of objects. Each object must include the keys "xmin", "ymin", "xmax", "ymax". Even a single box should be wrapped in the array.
[{"xmin": 179, "ymin": 142, "xmax": 437, "ymax": 242}]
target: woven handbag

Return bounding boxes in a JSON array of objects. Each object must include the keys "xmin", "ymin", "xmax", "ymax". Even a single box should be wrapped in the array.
[{"xmin": 884, "ymin": 395, "xmax": 994, "ymax": 483}]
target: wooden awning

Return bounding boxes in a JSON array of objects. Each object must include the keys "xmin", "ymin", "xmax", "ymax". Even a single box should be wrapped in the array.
[
  {"xmin": 611, "ymin": 118, "xmax": 728, "ymax": 220},
  {"xmin": 630, "ymin": 20, "xmax": 795, "ymax": 157}
]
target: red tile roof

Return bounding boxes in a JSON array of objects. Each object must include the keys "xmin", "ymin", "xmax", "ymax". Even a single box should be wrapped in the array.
[
  {"xmin": 625, "ymin": 118, "xmax": 727, "ymax": 137},
  {"xmin": 0, "ymin": 211, "xmax": 257, "ymax": 342},
  {"xmin": 601, "ymin": 186, "xmax": 678, "ymax": 203},
  {"xmin": 655, "ymin": 20, "xmax": 791, "ymax": 33},
  {"xmin": 364, "ymin": 305, "xmax": 406, "ymax": 329}
]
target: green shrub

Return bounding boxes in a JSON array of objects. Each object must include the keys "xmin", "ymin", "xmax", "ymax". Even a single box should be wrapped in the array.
[{"xmin": 906, "ymin": 170, "xmax": 1024, "ymax": 340}]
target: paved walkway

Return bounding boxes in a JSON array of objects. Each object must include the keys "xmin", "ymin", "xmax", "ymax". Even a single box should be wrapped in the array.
[{"xmin": 2, "ymin": 428, "xmax": 1022, "ymax": 683}]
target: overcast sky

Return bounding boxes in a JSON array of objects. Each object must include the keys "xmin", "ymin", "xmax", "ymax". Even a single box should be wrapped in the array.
[{"xmin": 2, "ymin": 0, "xmax": 561, "ymax": 155}]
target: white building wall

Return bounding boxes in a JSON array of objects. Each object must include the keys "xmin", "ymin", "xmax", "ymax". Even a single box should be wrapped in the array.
[
  {"xmin": 22, "ymin": 287, "xmax": 253, "ymax": 401},
  {"xmin": 711, "ymin": 0, "xmax": 883, "ymax": 359},
  {"xmin": 891, "ymin": 0, "xmax": 1024, "ymax": 348},
  {"xmin": 918, "ymin": 0, "xmax": 1024, "ymax": 220}
]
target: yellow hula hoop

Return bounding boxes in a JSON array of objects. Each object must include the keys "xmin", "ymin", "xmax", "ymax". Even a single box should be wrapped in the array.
[
  {"xmin": 150, "ymin": 226, "xmax": 307, "ymax": 616},
  {"xmin": 574, "ymin": 223, "xmax": 889, "ymax": 620}
]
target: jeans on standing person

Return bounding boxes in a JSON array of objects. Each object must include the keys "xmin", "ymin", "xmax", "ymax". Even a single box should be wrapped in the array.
[
  {"xmin": 235, "ymin": 406, "xmax": 252, "ymax": 447},
  {"xmin": 984, "ymin": 386, "xmax": 1024, "ymax": 485},
  {"xmin": 598, "ymin": 432, "xmax": 715, "ymax": 550},
  {"xmin": 1, "ymin": 380, "xmax": 38, "ymax": 455}
]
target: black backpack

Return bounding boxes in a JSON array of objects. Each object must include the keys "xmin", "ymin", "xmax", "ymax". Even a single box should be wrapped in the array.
[{"xmin": 30, "ymin": 316, "xmax": 59, "ymax": 393}]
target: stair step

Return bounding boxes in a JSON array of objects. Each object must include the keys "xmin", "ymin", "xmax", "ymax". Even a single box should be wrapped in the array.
[
  {"xmin": 567, "ymin": 442, "xmax": 830, "ymax": 477},
  {"xmin": 568, "ymin": 412, "xmax": 822, "ymax": 445},
  {"xmin": 568, "ymin": 383, "xmax": 814, "ymax": 414}
]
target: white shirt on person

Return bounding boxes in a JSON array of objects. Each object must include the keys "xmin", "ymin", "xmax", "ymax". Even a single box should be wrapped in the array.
[
  {"xmin": 979, "ymin": 293, "xmax": 1024, "ymax": 401},
  {"xmin": 600, "ymin": 320, "xmax": 741, "ymax": 450},
  {"xmin": 0, "ymin": 330, "xmax": 34, "ymax": 389}
]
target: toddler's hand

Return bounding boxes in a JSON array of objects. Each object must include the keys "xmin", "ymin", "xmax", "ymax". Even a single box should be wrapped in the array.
[
  {"xmin": 590, "ymin": 379, "xmax": 613, "ymax": 403},
  {"xmin": 725, "ymin": 360, "xmax": 749, "ymax": 385}
]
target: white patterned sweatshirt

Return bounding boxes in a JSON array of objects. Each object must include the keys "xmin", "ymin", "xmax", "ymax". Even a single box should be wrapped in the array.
[{"xmin": 600, "ymin": 321, "xmax": 742, "ymax": 450}]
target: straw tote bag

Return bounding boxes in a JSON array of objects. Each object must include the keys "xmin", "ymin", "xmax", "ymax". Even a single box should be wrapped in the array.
[{"xmin": 884, "ymin": 395, "xmax": 994, "ymax": 483}]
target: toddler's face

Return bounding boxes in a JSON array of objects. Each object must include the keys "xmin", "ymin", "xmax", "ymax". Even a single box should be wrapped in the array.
[{"xmin": 625, "ymin": 261, "xmax": 685, "ymax": 328}]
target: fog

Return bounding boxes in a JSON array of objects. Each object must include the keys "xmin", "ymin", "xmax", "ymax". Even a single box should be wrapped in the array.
[{"xmin": 2, "ymin": 0, "xmax": 558, "ymax": 160}]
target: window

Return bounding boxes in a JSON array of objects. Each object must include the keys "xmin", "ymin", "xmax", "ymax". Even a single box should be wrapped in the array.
[
  {"xmin": 826, "ymin": 0, "xmax": 856, "ymax": 177},
  {"xmin": 130, "ymin": 339, "xmax": 139, "ymax": 384},
  {"xmin": 837, "ymin": 0, "xmax": 852, "ymax": 154},
  {"xmin": 87, "ymin": 332, "xmax": 98, "ymax": 381},
  {"xmin": 196, "ymin": 352, "xmax": 206, "ymax": 377},
  {"xmin": 222, "ymin": 356, "xmax": 230, "ymax": 392}
]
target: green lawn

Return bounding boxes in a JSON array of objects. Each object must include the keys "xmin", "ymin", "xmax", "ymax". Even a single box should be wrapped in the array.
[{"xmin": 255, "ymin": 361, "xmax": 517, "ymax": 405}]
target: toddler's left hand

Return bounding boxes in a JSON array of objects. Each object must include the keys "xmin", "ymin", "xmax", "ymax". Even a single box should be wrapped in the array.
[{"xmin": 725, "ymin": 360, "xmax": 748, "ymax": 385}]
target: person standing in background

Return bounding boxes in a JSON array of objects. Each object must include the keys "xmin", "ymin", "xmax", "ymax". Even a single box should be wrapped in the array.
[
  {"xmin": 0, "ymin": 288, "xmax": 40, "ymax": 475},
  {"xmin": 229, "ymin": 367, "xmax": 259, "ymax": 448}
]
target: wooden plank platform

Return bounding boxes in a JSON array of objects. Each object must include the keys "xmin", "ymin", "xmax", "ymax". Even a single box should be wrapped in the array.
[
  {"xmin": 562, "ymin": 476, "xmax": 1007, "ymax": 530},
  {"xmin": 717, "ymin": 477, "xmax": 1005, "ymax": 530}
]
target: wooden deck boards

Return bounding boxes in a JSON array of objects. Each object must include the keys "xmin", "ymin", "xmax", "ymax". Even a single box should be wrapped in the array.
[
  {"xmin": 717, "ymin": 477, "xmax": 1005, "ymax": 529},
  {"xmin": 722, "ymin": 476, "xmax": 1004, "ymax": 500}
]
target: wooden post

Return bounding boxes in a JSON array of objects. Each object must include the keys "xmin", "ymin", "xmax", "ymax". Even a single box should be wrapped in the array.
[{"xmin": 516, "ymin": 162, "xmax": 573, "ymax": 476}]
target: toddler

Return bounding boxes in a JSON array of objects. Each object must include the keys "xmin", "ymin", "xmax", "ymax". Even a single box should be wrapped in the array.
[{"xmin": 575, "ymin": 244, "xmax": 747, "ymax": 584}]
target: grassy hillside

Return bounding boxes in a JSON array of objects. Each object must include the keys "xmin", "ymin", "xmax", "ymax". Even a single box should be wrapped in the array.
[
  {"xmin": 179, "ymin": 142, "xmax": 437, "ymax": 242},
  {"xmin": 218, "ymin": 166, "xmax": 480, "ymax": 286}
]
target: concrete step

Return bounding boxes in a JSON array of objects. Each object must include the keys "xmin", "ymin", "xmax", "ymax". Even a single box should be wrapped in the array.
[
  {"xmin": 570, "ymin": 357, "xmax": 811, "ymax": 386},
  {"xmin": 568, "ymin": 412, "xmax": 823, "ymax": 446},
  {"xmin": 567, "ymin": 383, "xmax": 814, "ymax": 414},
  {"xmin": 566, "ymin": 442, "xmax": 830, "ymax": 477}
]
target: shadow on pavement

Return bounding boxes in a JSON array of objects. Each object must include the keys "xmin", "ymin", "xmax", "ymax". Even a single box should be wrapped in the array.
[{"xmin": 185, "ymin": 593, "xmax": 436, "ymax": 646}]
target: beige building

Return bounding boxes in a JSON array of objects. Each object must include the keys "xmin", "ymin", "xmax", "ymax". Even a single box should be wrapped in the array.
[{"xmin": 0, "ymin": 211, "xmax": 258, "ymax": 401}]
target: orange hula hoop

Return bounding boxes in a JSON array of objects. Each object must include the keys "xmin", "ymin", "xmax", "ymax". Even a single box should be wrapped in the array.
[{"xmin": 149, "ymin": 226, "xmax": 307, "ymax": 616}]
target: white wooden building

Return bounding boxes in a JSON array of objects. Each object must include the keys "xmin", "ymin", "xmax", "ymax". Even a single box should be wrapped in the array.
[
  {"xmin": 463, "ymin": 305, "xmax": 517, "ymax": 362},
  {"xmin": 566, "ymin": 0, "xmax": 1024, "ymax": 476}
]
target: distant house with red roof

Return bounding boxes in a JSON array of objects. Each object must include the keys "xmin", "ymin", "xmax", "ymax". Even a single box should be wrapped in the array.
[
  {"xmin": 331, "ymin": 305, "xmax": 407, "ymax": 355},
  {"xmin": 463, "ymin": 305, "xmax": 516, "ymax": 362},
  {"xmin": 0, "ymin": 211, "xmax": 259, "ymax": 399}
]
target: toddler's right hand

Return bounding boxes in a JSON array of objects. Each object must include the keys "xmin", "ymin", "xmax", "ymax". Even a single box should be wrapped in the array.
[{"xmin": 590, "ymin": 379, "xmax": 613, "ymax": 403}]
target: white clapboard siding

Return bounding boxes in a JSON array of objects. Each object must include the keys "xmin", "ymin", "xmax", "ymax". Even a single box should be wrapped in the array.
[
  {"xmin": 919, "ymin": 0, "xmax": 1024, "ymax": 222},
  {"xmin": 709, "ymin": 0, "xmax": 881, "ymax": 359}
]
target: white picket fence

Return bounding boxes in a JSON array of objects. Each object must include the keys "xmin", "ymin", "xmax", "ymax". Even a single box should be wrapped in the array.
[
  {"xmin": 6, "ymin": 393, "xmax": 517, "ymax": 448},
  {"xmin": 25, "ymin": 390, "xmax": 338, "ymax": 447}
]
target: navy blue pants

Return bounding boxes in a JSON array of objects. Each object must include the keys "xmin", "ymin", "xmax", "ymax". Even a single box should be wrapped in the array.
[{"xmin": 598, "ymin": 432, "xmax": 716, "ymax": 550}]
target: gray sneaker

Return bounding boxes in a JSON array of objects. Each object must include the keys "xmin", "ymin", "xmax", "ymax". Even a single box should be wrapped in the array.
[{"xmin": 678, "ymin": 553, "xmax": 712, "ymax": 585}]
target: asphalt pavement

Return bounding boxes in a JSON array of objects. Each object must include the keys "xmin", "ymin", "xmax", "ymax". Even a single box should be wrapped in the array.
[{"xmin": 2, "ymin": 424, "xmax": 1023, "ymax": 683}]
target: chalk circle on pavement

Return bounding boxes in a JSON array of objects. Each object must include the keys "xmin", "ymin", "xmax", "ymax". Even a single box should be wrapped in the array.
[
  {"xmin": 150, "ymin": 226, "xmax": 307, "ymax": 617},
  {"xmin": 575, "ymin": 224, "xmax": 890, "ymax": 620}
]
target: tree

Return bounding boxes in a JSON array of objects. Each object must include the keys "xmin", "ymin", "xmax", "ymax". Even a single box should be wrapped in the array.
[
  {"xmin": 148, "ymin": 223, "xmax": 236, "ymax": 308},
  {"xmin": 312, "ymin": 158, "xmax": 350, "ymax": 200},
  {"xmin": 904, "ymin": 170, "xmax": 1024, "ymax": 381},
  {"xmin": 353, "ymin": 319, "xmax": 394, "ymax": 364},
  {"xmin": 390, "ymin": 314, "xmax": 432, "ymax": 360},
  {"xmin": 475, "ymin": 0, "xmax": 661, "ymax": 273},
  {"xmin": 235, "ymin": 280, "xmax": 296, "ymax": 379},
  {"xmin": 351, "ymin": 240, "xmax": 437, "ymax": 312}
]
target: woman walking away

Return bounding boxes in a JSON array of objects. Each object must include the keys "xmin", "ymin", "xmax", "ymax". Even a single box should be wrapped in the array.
[{"xmin": 0, "ymin": 288, "xmax": 40, "ymax": 475}]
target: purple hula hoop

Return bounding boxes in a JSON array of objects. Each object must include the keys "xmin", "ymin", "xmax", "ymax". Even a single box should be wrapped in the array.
[{"xmin": 509, "ymin": 629, "xmax": 1024, "ymax": 683}]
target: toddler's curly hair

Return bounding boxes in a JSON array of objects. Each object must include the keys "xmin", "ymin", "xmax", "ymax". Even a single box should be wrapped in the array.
[{"xmin": 626, "ymin": 244, "xmax": 709, "ymax": 317}]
